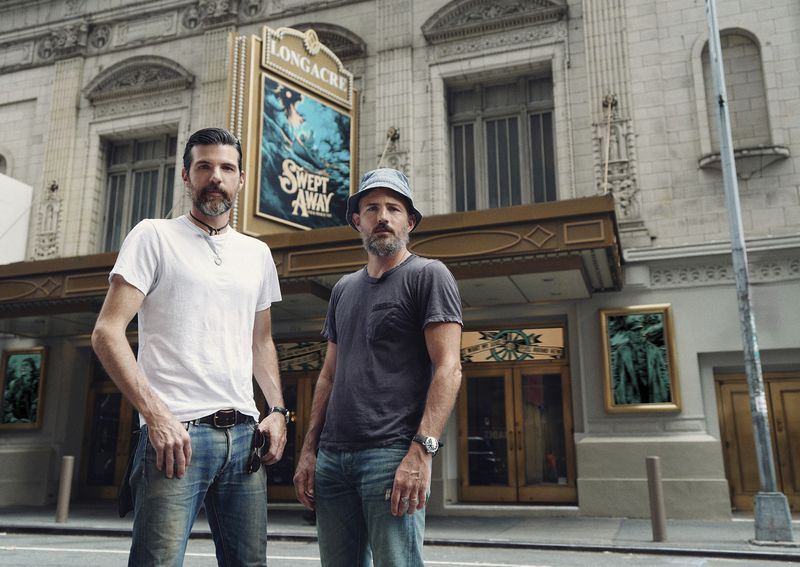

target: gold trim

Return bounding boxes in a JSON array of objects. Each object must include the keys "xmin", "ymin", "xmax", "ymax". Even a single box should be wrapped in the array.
[
  {"xmin": 410, "ymin": 230, "xmax": 523, "ymax": 258},
  {"xmin": 600, "ymin": 304, "xmax": 681, "ymax": 414},
  {"xmin": 563, "ymin": 219, "xmax": 605, "ymax": 245}
]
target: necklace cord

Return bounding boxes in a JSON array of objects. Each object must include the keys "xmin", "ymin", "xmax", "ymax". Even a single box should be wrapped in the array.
[{"xmin": 189, "ymin": 212, "xmax": 227, "ymax": 236}]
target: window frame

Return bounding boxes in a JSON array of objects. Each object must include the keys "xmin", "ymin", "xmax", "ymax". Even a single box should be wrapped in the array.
[
  {"xmin": 448, "ymin": 76, "xmax": 557, "ymax": 212},
  {"xmin": 101, "ymin": 134, "xmax": 178, "ymax": 252}
]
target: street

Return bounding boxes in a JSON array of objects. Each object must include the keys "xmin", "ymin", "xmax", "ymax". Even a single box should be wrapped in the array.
[{"xmin": 0, "ymin": 533, "xmax": 794, "ymax": 567}]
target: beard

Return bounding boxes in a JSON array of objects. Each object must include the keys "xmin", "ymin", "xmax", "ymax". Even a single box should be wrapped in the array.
[
  {"xmin": 189, "ymin": 184, "xmax": 233, "ymax": 217},
  {"xmin": 362, "ymin": 224, "xmax": 410, "ymax": 257}
]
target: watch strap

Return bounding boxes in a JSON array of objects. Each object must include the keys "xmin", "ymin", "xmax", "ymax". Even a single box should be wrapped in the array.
[{"xmin": 268, "ymin": 406, "xmax": 290, "ymax": 424}]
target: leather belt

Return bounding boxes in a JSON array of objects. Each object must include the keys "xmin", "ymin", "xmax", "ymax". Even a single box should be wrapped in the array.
[{"xmin": 194, "ymin": 409, "xmax": 251, "ymax": 428}]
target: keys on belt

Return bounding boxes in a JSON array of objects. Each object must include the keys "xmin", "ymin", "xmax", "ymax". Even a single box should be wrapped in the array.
[{"xmin": 194, "ymin": 409, "xmax": 251, "ymax": 428}]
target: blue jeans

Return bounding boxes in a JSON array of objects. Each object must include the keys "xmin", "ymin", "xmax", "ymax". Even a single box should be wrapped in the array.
[
  {"xmin": 128, "ymin": 421, "xmax": 267, "ymax": 567},
  {"xmin": 315, "ymin": 444, "xmax": 426, "ymax": 567}
]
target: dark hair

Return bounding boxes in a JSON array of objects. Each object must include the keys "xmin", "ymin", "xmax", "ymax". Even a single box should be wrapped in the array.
[{"xmin": 182, "ymin": 127, "xmax": 242, "ymax": 172}]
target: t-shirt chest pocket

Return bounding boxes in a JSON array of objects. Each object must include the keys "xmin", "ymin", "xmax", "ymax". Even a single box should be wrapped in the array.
[{"xmin": 367, "ymin": 301, "xmax": 409, "ymax": 342}]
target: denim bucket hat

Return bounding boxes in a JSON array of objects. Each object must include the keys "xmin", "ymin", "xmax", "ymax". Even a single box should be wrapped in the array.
[{"xmin": 346, "ymin": 168, "xmax": 423, "ymax": 231}]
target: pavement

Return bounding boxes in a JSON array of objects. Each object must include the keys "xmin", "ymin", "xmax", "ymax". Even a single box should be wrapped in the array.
[{"xmin": 1, "ymin": 502, "xmax": 800, "ymax": 562}]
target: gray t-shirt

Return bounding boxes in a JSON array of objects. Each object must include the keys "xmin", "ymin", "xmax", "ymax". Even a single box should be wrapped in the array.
[{"xmin": 320, "ymin": 254, "xmax": 462, "ymax": 451}]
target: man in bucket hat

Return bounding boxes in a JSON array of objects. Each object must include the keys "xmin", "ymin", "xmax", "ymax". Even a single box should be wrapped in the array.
[{"xmin": 294, "ymin": 168, "xmax": 463, "ymax": 566}]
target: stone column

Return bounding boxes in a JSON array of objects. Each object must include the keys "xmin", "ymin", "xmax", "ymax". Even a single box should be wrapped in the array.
[
  {"xmin": 374, "ymin": 0, "xmax": 413, "ymax": 175},
  {"xmin": 582, "ymin": 0, "xmax": 651, "ymax": 247},
  {"xmin": 197, "ymin": 26, "xmax": 233, "ymax": 128},
  {"xmin": 30, "ymin": 56, "xmax": 83, "ymax": 260}
]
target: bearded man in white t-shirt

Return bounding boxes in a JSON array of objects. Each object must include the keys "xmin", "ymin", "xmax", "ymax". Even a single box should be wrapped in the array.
[{"xmin": 92, "ymin": 127, "xmax": 288, "ymax": 566}]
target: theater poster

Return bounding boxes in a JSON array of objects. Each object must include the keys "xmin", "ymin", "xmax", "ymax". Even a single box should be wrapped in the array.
[
  {"xmin": 258, "ymin": 74, "xmax": 351, "ymax": 229},
  {"xmin": 228, "ymin": 26, "xmax": 356, "ymax": 232}
]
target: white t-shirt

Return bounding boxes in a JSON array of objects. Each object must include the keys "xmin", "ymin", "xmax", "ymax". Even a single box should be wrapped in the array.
[{"xmin": 110, "ymin": 215, "xmax": 282, "ymax": 424}]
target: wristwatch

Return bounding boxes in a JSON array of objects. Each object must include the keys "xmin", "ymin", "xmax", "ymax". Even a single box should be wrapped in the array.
[
  {"xmin": 412, "ymin": 434, "xmax": 443, "ymax": 456},
  {"xmin": 268, "ymin": 406, "xmax": 290, "ymax": 424}
]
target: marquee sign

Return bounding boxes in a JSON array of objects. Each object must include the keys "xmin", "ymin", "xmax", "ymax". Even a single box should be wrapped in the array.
[{"xmin": 231, "ymin": 27, "xmax": 357, "ymax": 233}]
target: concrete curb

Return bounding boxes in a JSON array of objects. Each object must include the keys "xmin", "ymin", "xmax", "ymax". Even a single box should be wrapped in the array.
[{"xmin": 3, "ymin": 524, "xmax": 800, "ymax": 562}]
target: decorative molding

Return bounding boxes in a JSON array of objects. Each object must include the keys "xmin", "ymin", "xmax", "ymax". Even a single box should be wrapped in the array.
[
  {"xmin": 422, "ymin": 0, "xmax": 568, "ymax": 44},
  {"xmin": 649, "ymin": 257, "xmax": 800, "ymax": 288},
  {"xmin": 0, "ymin": 278, "xmax": 62, "ymax": 302},
  {"xmin": 432, "ymin": 20, "xmax": 566, "ymax": 60},
  {"xmin": 624, "ymin": 235, "xmax": 800, "ymax": 263},
  {"xmin": 93, "ymin": 92, "xmax": 186, "ymax": 118},
  {"xmin": 84, "ymin": 55, "xmax": 193, "ymax": 104},
  {"xmin": 292, "ymin": 22, "xmax": 366, "ymax": 61},
  {"xmin": 114, "ymin": 12, "xmax": 178, "ymax": 47}
]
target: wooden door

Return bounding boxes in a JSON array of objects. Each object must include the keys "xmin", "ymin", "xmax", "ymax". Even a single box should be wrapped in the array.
[
  {"xmin": 81, "ymin": 353, "xmax": 138, "ymax": 499},
  {"xmin": 768, "ymin": 375, "xmax": 800, "ymax": 510},
  {"xmin": 716, "ymin": 372, "xmax": 800, "ymax": 511}
]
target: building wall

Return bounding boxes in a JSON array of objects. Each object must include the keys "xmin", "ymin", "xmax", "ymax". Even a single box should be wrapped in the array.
[{"xmin": 0, "ymin": 0, "xmax": 798, "ymax": 518}]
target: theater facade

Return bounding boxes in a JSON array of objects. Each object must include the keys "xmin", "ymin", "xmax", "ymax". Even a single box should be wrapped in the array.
[{"xmin": 0, "ymin": 0, "xmax": 798, "ymax": 519}]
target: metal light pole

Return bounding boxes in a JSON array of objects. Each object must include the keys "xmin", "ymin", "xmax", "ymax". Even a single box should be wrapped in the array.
[{"xmin": 704, "ymin": 0, "xmax": 794, "ymax": 543}]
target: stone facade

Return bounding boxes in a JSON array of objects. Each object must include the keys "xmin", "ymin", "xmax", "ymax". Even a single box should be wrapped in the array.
[{"xmin": 0, "ymin": 0, "xmax": 798, "ymax": 518}]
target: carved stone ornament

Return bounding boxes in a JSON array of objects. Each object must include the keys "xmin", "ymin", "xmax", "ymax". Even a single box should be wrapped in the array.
[
  {"xmin": 239, "ymin": 0, "xmax": 264, "ymax": 18},
  {"xmin": 32, "ymin": 182, "xmax": 62, "ymax": 260},
  {"xmin": 422, "ymin": 0, "xmax": 568, "ymax": 44},
  {"xmin": 292, "ymin": 23, "xmax": 366, "ymax": 60},
  {"xmin": 182, "ymin": 4, "xmax": 202, "ymax": 29},
  {"xmin": 198, "ymin": 0, "xmax": 238, "ymax": 27},
  {"xmin": 89, "ymin": 25, "xmax": 111, "ymax": 50},
  {"xmin": 38, "ymin": 22, "xmax": 89, "ymax": 60},
  {"xmin": 84, "ymin": 56, "xmax": 194, "ymax": 104},
  {"xmin": 594, "ymin": 118, "xmax": 641, "ymax": 220}
]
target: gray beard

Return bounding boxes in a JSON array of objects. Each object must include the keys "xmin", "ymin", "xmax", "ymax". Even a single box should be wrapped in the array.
[
  {"xmin": 190, "ymin": 187, "xmax": 233, "ymax": 217},
  {"xmin": 363, "ymin": 231, "xmax": 409, "ymax": 257}
]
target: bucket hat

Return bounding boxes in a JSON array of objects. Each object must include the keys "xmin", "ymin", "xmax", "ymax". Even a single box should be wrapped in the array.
[{"xmin": 346, "ymin": 168, "xmax": 423, "ymax": 231}]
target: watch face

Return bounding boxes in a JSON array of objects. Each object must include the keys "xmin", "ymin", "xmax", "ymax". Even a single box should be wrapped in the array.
[{"xmin": 424, "ymin": 437, "xmax": 438, "ymax": 453}]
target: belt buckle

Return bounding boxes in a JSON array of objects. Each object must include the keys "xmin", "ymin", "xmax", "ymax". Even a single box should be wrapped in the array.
[{"xmin": 213, "ymin": 409, "xmax": 236, "ymax": 428}]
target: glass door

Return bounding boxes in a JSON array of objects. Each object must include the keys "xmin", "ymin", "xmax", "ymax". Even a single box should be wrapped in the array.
[
  {"xmin": 515, "ymin": 367, "xmax": 576, "ymax": 502},
  {"xmin": 458, "ymin": 367, "xmax": 517, "ymax": 501},
  {"xmin": 459, "ymin": 363, "xmax": 576, "ymax": 503}
]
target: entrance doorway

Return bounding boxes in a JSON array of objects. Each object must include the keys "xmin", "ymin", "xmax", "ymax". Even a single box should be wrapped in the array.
[
  {"xmin": 80, "ymin": 352, "xmax": 138, "ymax": 499},
  {"xmin": 715, "ymin": 372, "xmax": 800, "ymax": 511},
  {"xmin": 263, "ymin": 371, "xmax": 315, "ymax": 501},
  {"xmin": 458, "ymin": 362, "xmax": 576, "ymax": 503}
]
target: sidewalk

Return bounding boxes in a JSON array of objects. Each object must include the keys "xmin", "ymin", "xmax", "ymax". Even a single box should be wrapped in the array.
[{"xmin": 1, "ymin": 502, "xmax": 799, "ymax": 562}]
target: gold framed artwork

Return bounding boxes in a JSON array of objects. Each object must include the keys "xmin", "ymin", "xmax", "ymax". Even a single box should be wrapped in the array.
[
  {"xmin": 600, "ymin": 305, "xmax": 680, "ymax": 413},
  {"xmin": 1, "ymin": 347, "xmax": 47, "ymax": 428}
]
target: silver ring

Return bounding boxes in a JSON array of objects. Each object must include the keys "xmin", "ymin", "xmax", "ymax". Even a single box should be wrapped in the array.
[{"xmin": 401, "ymin": 497, "xmax": 410, "ymax": 503}]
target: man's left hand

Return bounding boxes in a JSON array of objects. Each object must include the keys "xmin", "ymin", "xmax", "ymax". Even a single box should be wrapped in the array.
[
  {"xmin": 390, "ymin": 445, "xmax": 431, "ymax": 516},
  {"xmin": 258, "ymin": 412, "xmax": 287, "ymax": 465}
]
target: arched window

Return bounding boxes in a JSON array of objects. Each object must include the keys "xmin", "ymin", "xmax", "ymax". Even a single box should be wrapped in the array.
[{"xmin": 0, "ymin": 154, "xmax": 6, "ymax": 175}]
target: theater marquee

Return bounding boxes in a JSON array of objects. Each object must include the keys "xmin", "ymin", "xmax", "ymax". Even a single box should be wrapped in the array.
[{"xmin": 229, "ymin": 27, "xmax": 357, "ymax": 234}]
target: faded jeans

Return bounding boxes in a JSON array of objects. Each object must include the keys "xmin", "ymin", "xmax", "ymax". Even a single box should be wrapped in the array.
[
  {"xmin": 315, "ymin": 444, "xmax": 426, "ymax": 567},
  {"xmin": 128, "ymin": 420, "xmax": 267, "ymax": 567}
]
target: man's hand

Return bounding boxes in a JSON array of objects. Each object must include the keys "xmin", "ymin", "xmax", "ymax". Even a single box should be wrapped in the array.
[
  {"xmin": 146, "ymin": 413, "xmax": 192, "ymax": 479},
  {"xmin": 391, "ymin": 444, "xmax": 431, "ymax": 516},
  {"xmin": 259, "ymin": 412, "xmax": 287, "ymax": 465},
  {"xmin": 293, "ymin": 448, "xmax": 317, "ymax": 511}
]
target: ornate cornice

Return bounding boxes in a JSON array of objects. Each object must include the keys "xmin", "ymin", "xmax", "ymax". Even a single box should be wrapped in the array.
[
  {"xmin": 422, "ymin": 0, "xmax": 568, "ymax": 44},
  {"xmin": 83, "ymin": 55, "xmax": 194, "ymax": 104}
]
